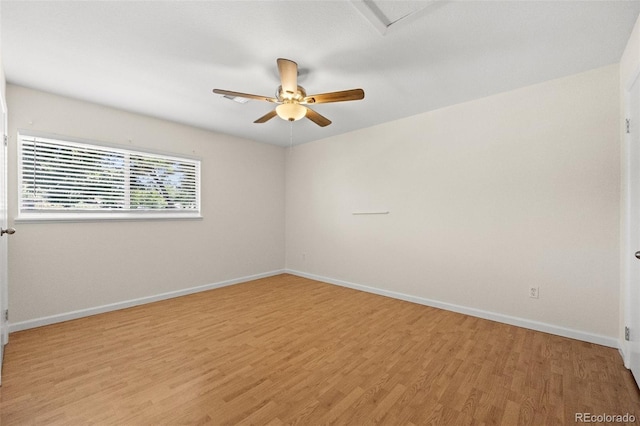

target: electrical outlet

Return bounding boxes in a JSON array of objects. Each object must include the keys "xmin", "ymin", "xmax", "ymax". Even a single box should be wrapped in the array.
[{"xmin": 529, "ymin": 286, "xmax": 539, "ymax": 299}]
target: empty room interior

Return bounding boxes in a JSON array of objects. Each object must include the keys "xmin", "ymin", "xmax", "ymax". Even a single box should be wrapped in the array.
[{"xmin": 2, "ymin": 1, "xmax": 640, "ymax": 424}]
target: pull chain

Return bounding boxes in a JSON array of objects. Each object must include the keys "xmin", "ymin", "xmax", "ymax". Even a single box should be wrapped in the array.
[{"xmin": 289, "ymin": 121, "xmax": 294, "ymax": 153}]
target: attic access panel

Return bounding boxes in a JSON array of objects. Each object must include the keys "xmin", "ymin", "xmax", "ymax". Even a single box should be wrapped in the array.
[{"xmin": 351, "ymin": 0, "xmax": 440, "ymax": 35}]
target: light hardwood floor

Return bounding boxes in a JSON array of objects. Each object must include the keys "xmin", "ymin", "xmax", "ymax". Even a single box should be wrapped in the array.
[{"xmin": 1, "ymin": 274, "xmax": 639, "ymax": 425}]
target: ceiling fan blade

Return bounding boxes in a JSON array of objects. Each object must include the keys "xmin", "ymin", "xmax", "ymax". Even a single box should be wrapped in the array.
[
  {"xmin": 277, "ymin": 58, "xmax": 298, "ymax": 96},
  {"xmin": 305, "ymin": 107, "xmax": 332, "ymax": 127},
  {"xmin": 254, "ymin": 109, "xmax": 278, "ymax": 124},
  {"xmin": 213, "ymin": 89, "xmax": 277, "ymax": 103},
  {"xmin": 302, "ymin": 89, "xmax": 365, "ymax": 104}
]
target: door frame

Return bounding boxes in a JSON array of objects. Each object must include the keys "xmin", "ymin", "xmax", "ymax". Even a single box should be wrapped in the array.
[
  {"xmin": 623, "ymin": 65, "xmax": 640, "ymax": 370},
  {"xmin": 0, "ymin": 91, "xmax": 7, "ymax": 383}
]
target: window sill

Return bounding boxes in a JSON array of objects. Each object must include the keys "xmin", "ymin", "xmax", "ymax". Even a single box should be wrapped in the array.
[{"xmin": 15, "ymin": 212, "xmax": 203, "ymax": 224}]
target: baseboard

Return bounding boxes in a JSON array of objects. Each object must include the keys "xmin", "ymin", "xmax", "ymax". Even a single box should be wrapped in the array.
[
  {"xmin": 286, "ymin": 269, "xmax": 618, "ymax": 349},
  {"xmin": 9, "ymin": 269, "xmax": 286, "ymax": 333}
]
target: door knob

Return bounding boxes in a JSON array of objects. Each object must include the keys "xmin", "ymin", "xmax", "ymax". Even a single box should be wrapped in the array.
[
  {"xmin": 0, "ymin": 228, "xmax": 15, "ymax": 236},
  {"xmin": 635, "ymin": 251, "xmax": 640, "ymax": 259}
]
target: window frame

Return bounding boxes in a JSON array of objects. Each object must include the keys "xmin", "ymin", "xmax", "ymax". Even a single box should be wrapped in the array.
[{"xmin": 16, "ymin": 131, "xmax": 202, "ymax": 223}]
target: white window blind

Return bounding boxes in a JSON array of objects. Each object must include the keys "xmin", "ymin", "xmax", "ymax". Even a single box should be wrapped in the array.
[{"xmin": 18, "ymin": 134, "xmax": 201, "ymax": 221}]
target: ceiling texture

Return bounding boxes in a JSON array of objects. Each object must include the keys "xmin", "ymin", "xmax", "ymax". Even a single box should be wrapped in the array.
[{"xmin": 2, "ymin": 1, "xmax": 640, "ymax": 147}]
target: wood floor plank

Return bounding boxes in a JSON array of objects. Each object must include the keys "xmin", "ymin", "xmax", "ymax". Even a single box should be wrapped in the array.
[{"xmin": 1, "ymin": 274, "xmax": 639, "ymax": 425}]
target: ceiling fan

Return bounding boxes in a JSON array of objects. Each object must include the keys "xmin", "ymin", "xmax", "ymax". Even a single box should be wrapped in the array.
[{"xmin": 213, "ymin": 58, "xmax": 365, "ymax": 127}]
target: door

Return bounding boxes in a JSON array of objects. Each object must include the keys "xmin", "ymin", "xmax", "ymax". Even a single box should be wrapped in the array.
[
  {"xmin": 629, "ymin": 73, "xmax": 640, "ymax": 387},
  {"xmin": 0, "ymin": 97, "xmax": 8, "ymax": 385}
]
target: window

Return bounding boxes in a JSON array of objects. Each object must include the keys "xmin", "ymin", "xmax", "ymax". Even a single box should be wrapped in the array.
[{"xmin": 18, "ymin": 133, "xmax": 201, "ymax": 221}]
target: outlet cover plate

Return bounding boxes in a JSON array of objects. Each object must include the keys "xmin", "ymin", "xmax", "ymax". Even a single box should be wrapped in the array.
[{"xmin": 529, "ymin": 286, "xmax": 539, "ymax": 299}]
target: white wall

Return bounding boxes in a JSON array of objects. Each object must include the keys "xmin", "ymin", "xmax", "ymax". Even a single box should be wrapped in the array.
[
  {"xmin": 286, "ymin": 64, "xmax": 620, "ymax": 341},
  {"xmin": 0, "ymin": 5, "xmax": 5, "ymax": 102},
  {"xmin": 620, "ymin": 14, "xmax": 640, "ymax": 363},
  {"xmin": 7, "ymin": 85, "xmax": 285, "ymax": 324}
]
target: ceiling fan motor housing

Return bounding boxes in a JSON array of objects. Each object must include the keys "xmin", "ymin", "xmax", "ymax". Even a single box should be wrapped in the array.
[{"xmin": 276, "ymin": 85, "xmax": 306, "ymax": 103}]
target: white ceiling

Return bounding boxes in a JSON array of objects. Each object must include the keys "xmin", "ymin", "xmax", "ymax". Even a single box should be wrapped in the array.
[{"xmin": 2, "ymin": 1, "xmax": 639, "ymax": 147}]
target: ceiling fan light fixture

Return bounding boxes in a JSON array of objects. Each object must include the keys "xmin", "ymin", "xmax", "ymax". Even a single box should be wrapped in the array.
[{"xmin": 276, "ymin": 102, "xmax": 306, "ymax": 121}]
